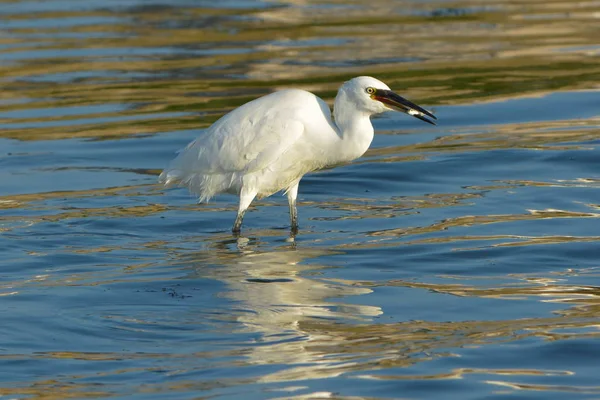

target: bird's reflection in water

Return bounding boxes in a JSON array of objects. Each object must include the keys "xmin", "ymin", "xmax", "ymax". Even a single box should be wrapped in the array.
[{"xmin": 184, "ymin": 231, "xmax": 382, "ymax": 372}]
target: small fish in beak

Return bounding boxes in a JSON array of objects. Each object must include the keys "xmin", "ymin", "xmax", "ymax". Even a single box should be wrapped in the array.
[{"xmin": 374, "ymin": 89, "xmax": 437, "ymax": 125}]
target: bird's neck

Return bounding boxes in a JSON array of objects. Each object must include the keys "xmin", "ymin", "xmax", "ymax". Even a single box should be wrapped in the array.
[{"xmin": 332, "ymin": 96, "xmax": 374, "ymax": 164}]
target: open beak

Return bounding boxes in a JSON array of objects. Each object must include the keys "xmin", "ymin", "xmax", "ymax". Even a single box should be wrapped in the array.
[{"xmin": 374, "ymin": 89, "xmax": 437, "ymax": 125}]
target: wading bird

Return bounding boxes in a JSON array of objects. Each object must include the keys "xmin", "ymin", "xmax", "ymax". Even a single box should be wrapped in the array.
[{"xmin": 159, "ymin": 76, "xmax": 436, "ymax": 234}]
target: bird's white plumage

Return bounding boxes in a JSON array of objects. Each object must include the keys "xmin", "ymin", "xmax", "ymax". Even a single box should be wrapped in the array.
[
  {"xmin": 160, "ymin": 89, "xmax": 335, "ymax": 201},
  {"xmin": 159, "ymin": 76, "xmax": 434, "ymax": 233}
]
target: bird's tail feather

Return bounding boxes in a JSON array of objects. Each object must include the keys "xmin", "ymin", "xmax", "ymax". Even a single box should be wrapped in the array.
[
  {"xmin": 159, "ymin": 168, "xmax": 225, "ymax": 203},
  {"xmin": 158, "ymin": 170, "xmax": 181, "ymax": 188}
]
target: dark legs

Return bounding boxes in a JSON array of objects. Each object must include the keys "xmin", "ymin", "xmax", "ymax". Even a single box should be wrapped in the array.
[
  {"xmin": 232, "ymin": 188, "xmax": 257, "ymax": 234},
  {"xmin": 232, "ymin": 209, "xmax": 246, "ymax": 234},
  {"xmin": 232, "ymin": 182, "xmax": 300, "ymax": 235},
  {"xmin": 287, "ymin": 181, "xmax": 299, "ymax": 235}
]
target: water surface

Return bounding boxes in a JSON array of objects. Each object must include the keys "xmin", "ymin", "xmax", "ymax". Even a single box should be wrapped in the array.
[{"xmin": 1, "ymin": 0, "xmax": 600, "ymax": 398}]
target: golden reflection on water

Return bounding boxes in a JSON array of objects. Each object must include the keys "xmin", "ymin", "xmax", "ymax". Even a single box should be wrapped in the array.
[
  {"xmin": 2, "ymin": 0, "xmax": 600, "ymax": 397},
  {"xmin": 0, "ymin": 384, "xmax": 111, "ymax": 400},
  {"xmin": 253, "ymin": 314, "xmax": 600, "ymax": 383},
  {"xmin": 2, "ymin": 0, "xmax": 599, "ymax": 140},
  {"xmin": 486, "ymin": 380, "xmax": 600, "ymax": 394},
  {"xmin": 357, "ymin": 367, "xmax": 574, "ymax": 381},
  {"xmin": 3, "ymin": 227, "xmax": 600, "ymax": 395},
  {"xmin": 371, "ymin": 208, "xmax": 600, "ymax": 235},
  {"xmin": 367, "ymin": 117, "xmax": 600, "ymax": 163},
  {"xmin": 147, "ymin": 238, "xmax": 600, "ymax": 385},
  {"xmin": 186, "ymin": 246, "xmax": 382, "ymax": 368}
]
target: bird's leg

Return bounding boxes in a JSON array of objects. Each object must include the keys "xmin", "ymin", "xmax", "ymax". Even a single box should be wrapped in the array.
[
  {"xmin": 233, "ymin": 188, "xmax": 257, "ymax": 235},
  {"xmin": 232, "ymin": 211, "xmax": 245, "ymax": 235},
  {"xmin": 287, "ymin": 181, "xmax": 300, "ymax": 235}
]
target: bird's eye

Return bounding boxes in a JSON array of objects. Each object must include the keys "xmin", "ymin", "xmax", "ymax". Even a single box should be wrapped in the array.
[{"xmin": 366, "ymin": 87, "xmax": 375, "ymax": 94}]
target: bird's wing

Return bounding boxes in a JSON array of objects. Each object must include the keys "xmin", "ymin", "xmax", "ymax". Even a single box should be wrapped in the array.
[{"xmin": 168, "ymin": 106, "xmax": 306, "ymax": 176}]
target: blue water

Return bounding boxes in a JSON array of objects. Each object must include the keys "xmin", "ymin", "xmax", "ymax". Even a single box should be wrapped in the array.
[{"xmin": 2, "ymin": 0, "xmax": 600, "ymax": 399}]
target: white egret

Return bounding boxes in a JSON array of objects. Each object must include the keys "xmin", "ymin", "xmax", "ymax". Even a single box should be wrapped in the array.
[{"xmin": 159, "ymin": 76, "xmax": 436, "ymax": 234}]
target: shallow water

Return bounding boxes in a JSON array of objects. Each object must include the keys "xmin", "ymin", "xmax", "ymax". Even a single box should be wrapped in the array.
[{"xmin": 1, "ymin": 0, "xmax": 600, "ymax": 398}]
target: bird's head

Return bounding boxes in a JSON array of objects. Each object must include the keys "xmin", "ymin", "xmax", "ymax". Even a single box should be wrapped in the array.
[{"xmin": 340, "ymin": 76, "xmax": 437, "ymax": 125}]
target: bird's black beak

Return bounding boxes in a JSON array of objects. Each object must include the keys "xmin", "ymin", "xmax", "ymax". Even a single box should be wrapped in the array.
[{"xmin": 374, "ymin": 89, "xmax": 437, "ymax": 125}]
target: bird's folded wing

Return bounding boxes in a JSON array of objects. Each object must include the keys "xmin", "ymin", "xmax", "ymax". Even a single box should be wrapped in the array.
[{"xmin": 167, "ymin": 112, "xmax": 306, "ymax": 176}]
